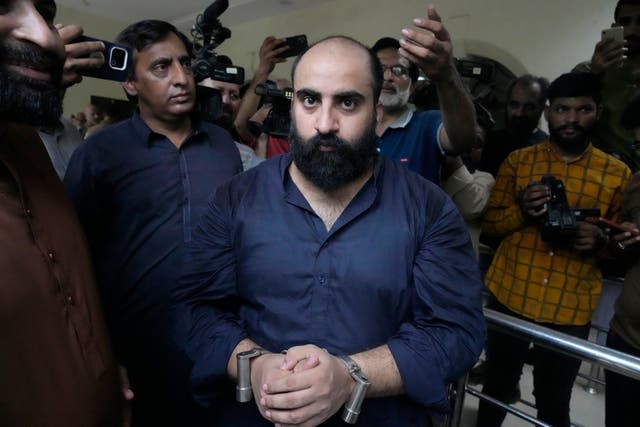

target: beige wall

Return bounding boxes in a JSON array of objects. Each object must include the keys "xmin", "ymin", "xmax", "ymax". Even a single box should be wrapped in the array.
[
  {"xmin": 197, "ymin": 0, "xmax": 616, "ymax": 84},
  {"xmin": 58, "ymin": 0, "xmax": 618, "ymax": 115}
]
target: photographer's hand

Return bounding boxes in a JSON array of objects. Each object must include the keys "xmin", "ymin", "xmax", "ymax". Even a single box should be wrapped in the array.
[
  {"xmin": 234, "ymin": 36, "xmax": 287, "ymax": 145},
  {"xmin": 398, "ymin": 4, "xmax": 476, "ymax": 155},
  {"xmin": 55, "ymin": 24, "xmax": 104, "ymax": 88},
  {"xmin": 573, "ymin": 221, "xmax": 608, "ymax": 252},
  {"xmin": 590, "ymin": 37, "xmax": 626, "ymax": 76},
  {"xmin": 255, "ymin": 36, "xmax": 288, "ymax": 80},
  {"xmin": 519, "ymin": 182, "xmax": 551, "ymax": 218}
]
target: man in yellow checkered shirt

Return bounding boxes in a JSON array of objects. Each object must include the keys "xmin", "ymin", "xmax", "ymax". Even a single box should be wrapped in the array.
[{"xmin": 476, "ymin": 73, "xmax": 631, "ymax": 427}]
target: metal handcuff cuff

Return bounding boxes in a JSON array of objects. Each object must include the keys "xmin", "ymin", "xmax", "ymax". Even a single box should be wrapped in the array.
[{"xmin": 235, "ymin": 349, "xmax": 371, "ymax": 424}]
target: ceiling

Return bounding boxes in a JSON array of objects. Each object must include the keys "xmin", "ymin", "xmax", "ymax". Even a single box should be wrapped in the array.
[{"xmin": 56, "ymin": 0, "xmax": 333, "ymax": 29}]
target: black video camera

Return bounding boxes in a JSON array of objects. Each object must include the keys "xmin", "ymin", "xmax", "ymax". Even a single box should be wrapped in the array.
[
  {"xmin": 190, "ymin": 1, "xmax": 246, "ymax": 125},
  {"xmin": 454, "ymin": 58, "xmax": 493, "ymax": 82},
  {"xmin": 255, "ymin": 83, "xmax": 293, "ymax": 137},
  {"xmin": 540, "ymin": 175, "xmax": 577, "ymax": 244}
]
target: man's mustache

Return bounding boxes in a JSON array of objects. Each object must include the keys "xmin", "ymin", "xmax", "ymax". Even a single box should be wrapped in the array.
[
  {"xmin": 0, "ymin": 40, "xmax": 63, "ymax": 82},
  {"xmin": 556, "ymin": 124, "xmax": 585, "ymax": 133},
  {"xmin": 309, "ymin": 133, "xmax": 345, "ymax": 149}
]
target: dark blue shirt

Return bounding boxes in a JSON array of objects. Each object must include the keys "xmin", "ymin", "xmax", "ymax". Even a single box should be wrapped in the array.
[
  {"xmin": 64, "ymin": 111, "xmax": 242, "ymax": 424},
  {"xmin": 176, "ymin": 154, "xmax": 484, "ymax": 426},
  {"xmin": 377, "ymin": 107, "xmax": 444, "ymax": 184}
]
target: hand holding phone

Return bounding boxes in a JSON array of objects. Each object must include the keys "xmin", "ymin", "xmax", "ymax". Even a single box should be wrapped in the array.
[
  {"xmin": 75, "ymin": 36, "xmax": 131, "ymax": 82},
  {"xmin": 277, "ymin": 35, "xmax": 308, "ymax": 59}
]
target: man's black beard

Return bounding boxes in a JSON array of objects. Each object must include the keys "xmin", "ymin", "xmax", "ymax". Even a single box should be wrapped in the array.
[
  {"xmin": 214, "ymin": 104, "xmax": 235, "ymax": 130},
  {"xmin": 289, "ymin": 118, "xmax": 378, "ymax": 191},
  {"xmin": 505, "ymin": 113, "xmax": 540, "ymax": 139},
  {"xmin": 0, "ymin": 40, "xmax": 63, "ymax": 127},
  {"xmin": 549, "ymin": 123, "xmax": 592, "ymax": 153}
]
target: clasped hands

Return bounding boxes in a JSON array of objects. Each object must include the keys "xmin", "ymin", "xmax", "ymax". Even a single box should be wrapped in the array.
[{"xmin": 250, "ymin": 344, "xmax": 354, "ymax": 427}]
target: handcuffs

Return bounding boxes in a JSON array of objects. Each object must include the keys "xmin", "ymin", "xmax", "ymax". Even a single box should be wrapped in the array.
[{"xmin": 236, "ymin": 348, "xmax": 370, "ymax": 424}]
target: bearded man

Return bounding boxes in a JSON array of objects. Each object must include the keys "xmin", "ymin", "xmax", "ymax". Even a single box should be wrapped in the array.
[
  {"xmin": 477, "ymin": 72, "xmax": 631, "ymax": 427},
  {"xmin": 174, "ymin": 31, "xmax": 484, "ymax": 427},
  {"xmin": 0, "ymin": 1, "xmax": 128, "ymax": 425},
  {"xmin": 372, "ymin": 7, "xmax": 476, "ymax": 185}
]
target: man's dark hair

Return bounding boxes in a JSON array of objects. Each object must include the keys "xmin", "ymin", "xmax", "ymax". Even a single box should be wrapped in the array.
[
  {"xmin": 291, "ymin": 36, "xmax": 383, "ymax": 106},
  {"xmin": 547, "ymin": 72, "xmax": 603, "ymax": 105},
  {"xmin": 116, "ymin": 19, "xmax": 193, "ymax": 81},
  {"xmin": 506, "ymin": 74, "xmax": 549, "ymax": 107},
  {"xmin": 371, "ymin": 37, "xmax": 420, "ymax": 83},
  {"xmin": 621, "ymin": 92, "xmax": 640, "ymax": 129},
  {"xmin": 615, "ymin": 0, "xmax": 640, "ymax": 22}
]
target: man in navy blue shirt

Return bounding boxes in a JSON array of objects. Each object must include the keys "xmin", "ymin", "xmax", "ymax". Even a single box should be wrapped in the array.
[
  {"xmin": 64, "ymin": 20, "xmax": 242, "ymax": 426},
  {"xmin": 176, "ymin": 29, "xmax": 484, "ymax": 426},
  {"xmin": 373, "ymin": 6, "xmax": 477, "ymax": 185}
]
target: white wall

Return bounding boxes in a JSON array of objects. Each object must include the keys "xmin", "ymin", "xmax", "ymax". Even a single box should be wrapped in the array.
[
  {"xmin": 210, "ymin": 0, "xmax": 617, "ymax": 83},
  {"xmin": 58, "ymin": 0, "xmax": 618, "ymax": 114},
  {"xmin": 56, "ymin": 6, "xmax": 128, "ymax": 116}
]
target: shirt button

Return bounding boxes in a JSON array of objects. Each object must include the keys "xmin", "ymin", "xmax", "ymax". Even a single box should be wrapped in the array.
[
  {"xmin": 543, "ymin": 278, "xmax": 549, "ymax": 284},
  {"xmin": 549, "ymin": 251, "xmax": 554, "ymax": 256},
  {"xmin": 318, "ymin": 275, "xmax": 325, "ymax": 284},
  {"xmin": 66, "ymin": 294, "xmax": 75, "ymax": 305},
  {"xmin": 47, "ymin": 251, "xmax": 56, "ymax": 262},
  {"xmin": 25, "ymin": 208, "xmax": 32, "ymax": 217}
]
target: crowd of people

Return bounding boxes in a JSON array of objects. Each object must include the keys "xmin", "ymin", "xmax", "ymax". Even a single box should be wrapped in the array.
[{"xmin": 2, "ymin": 0, "xmax": 640, "ymax": 426}]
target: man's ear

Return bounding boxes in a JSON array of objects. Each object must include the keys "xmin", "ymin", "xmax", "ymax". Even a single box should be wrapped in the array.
[
  {"xmin": 543, "ymin": 104, "xmax": 550, "ymax": 123},
  {"xmin": 375, "ymin": 101, "xmax": 383, "ymax": 125},
  {"xmin": 122, "ymin": 80, "xmax": 137, "ymax": 98}
]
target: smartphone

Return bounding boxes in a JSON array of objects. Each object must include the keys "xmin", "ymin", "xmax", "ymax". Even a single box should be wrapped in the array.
[
  {"xmin": 277, "ymin": 35, "xmax": 308, "ymax": 58},
  {"xmin": 587, "ymin": 216, "xmax": 640, "ymax": 235},
  {"xmin": 77, "ymin": 36, "xmax": 131, "ymax": 82},
  {"xmin": 601, "ymin": 26, "xmax": 624, "ymax": 43}
]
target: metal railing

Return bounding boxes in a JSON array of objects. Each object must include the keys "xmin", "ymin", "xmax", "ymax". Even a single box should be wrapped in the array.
[{"xmin": 448, "ymin": 308, "xmax": 640, "ymax": 427}]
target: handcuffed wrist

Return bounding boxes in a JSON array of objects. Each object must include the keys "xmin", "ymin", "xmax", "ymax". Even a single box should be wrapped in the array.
[{"xmin": 335, "ymin": 354, "xmax": 371, "ymax": 424}]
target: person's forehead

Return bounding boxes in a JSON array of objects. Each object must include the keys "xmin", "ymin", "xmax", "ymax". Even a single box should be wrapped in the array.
[
  {"xmin": 376, "ymin": 47, "xmax": 409, "ymax": 66},
  {"xmin": 295, "ymin": 41, "xmax": 373, "ymax": 95},
  {"xmin": 510, "ymin": 83, "xmax": 541, "ymax": 102},
  {"xmin": 136, "ymin": 32, "xmax": 189, "ymax": 61},
  {"xmin": 550, "ymin": 96, "xmax": 596, "ymax": 106},
  {"xmin": 210, "ymin": 80, "xmax": 240, "ymax": 93}
]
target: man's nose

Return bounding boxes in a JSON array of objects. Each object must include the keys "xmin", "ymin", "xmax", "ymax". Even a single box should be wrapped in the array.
[
  {"xmin": 13, "ymin": 3, "xmax": 62, "ymax": 54},
  {"xmin": 315, "ymin": 106, "xmax": 339, "ymax": 135}
]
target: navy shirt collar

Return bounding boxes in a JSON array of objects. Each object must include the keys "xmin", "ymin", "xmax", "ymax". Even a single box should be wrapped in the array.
[
  {"xmin": 277, "ymin": 152, "xmax": 382, "ymax": 237},
  {"xmin": 130, "ymin": 110, "xmax": 208, "ymax": 147}
]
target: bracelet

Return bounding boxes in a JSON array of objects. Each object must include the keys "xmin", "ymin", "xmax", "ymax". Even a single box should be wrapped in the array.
[
  {"xmin": 336, "ymin": 354, "xmax": 371, "ymax": 424},
  {"xmin": 236, "ymin": 348, "xmax": 271, "ymax": 402}
]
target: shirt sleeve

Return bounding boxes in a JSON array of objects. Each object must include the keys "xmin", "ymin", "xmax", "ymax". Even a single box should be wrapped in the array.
[
  {"xmin": 481, "ymin": 152, "xmax": 528, "ymax": 236},
  {"xmin": 443, "ymin": 166, "xmax": 495, "ymax": 220},
  {"xmin": 63, "ymin": 144, "xmax": 103, "ymax": 238},
  {"xmin": 172, "ymin": 185, "xmax": 247, "ymax": 407},
  {"xmin": 387, "ymin": 194, "xmax": 485, "ymax": 412}
]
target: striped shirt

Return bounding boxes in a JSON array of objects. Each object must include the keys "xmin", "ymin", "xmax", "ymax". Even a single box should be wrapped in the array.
[{"xmin": 483, "ymin": 141, "xmax": 631, "ymax": 325}]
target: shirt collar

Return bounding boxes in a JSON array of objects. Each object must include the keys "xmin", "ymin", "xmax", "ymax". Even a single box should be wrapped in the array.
[
  {"xmin": 278, "ymin": 152, "xmax": 384, "ymax": 193},
  {"xmin": 130, "ymin": 109, "xmax": 205, "ymax": 146},
  {"xmin": 387, "ymin": 104, "xmax": 416, "ymax": 129}
]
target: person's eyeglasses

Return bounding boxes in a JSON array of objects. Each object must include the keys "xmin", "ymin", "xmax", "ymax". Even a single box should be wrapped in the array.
[{"xmin": 381, "ymin": 64, "xmax": 409, "ymax": 78}]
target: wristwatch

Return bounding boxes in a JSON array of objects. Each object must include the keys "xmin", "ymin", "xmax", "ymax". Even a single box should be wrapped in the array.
[
  {"xmin": 236, "ymin": 348, "xmax": 271, "ymax": 402},
  {"xmin": 336, "ymin": 354, "xmax": 371, "ymax": 424}
]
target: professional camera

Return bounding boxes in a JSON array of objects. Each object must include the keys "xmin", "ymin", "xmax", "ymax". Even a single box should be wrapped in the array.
[
  {"xmin": 190, "ymin": 0, "xmax": 245, "ymax": 124},
  {"xmin": 540, "ymin": 175, "xmax": 578, "ymax": 244},
  {"xmin": 254, "ymin": 83, "xmax": 293, "ymax": 137}
]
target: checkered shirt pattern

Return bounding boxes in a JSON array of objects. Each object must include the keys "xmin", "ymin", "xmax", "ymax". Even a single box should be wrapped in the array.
[{"xmin": 483, "ymin": 141, "xmax": 631, "ymax": 325}]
